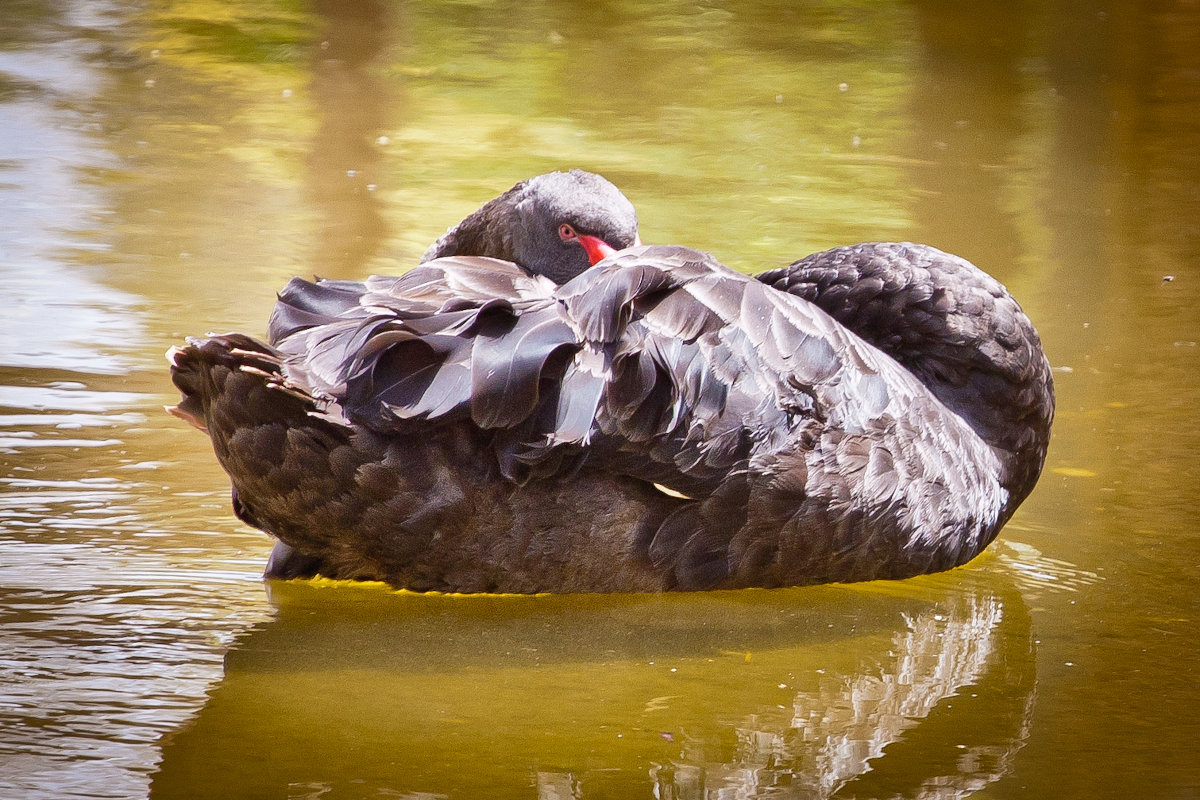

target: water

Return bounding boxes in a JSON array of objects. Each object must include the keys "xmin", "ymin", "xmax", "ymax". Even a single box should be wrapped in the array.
[{"xmin": 1, "ymin": 2, "xmax": 1197, "ymax": 797}]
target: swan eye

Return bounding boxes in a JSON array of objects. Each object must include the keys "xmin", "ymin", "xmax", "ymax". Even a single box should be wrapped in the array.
[{"xmin": 558, "ymin": 223, "xmax": 577, "ymax": 241}]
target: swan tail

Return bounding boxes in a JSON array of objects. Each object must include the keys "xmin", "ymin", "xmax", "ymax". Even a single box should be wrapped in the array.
[
  {"xmin": 166, "ymin": 334, "xmax": 503, "ymax": 586},
  {"xmin": 167, "ymin": 335, "xmax": 382, "ymax": 576},
  {"xmin": 167, "ymin": 333, "xmax": 331, "ymax": 435}
]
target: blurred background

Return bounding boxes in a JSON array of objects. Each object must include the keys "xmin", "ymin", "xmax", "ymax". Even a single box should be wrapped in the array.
[{"xmin": 0, "ymin": 1, "xmax": 1197, "ymax": 798}]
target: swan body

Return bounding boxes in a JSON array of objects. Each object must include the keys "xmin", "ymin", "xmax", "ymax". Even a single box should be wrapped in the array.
[{"xmin": 169, "ymin": 175, "xmax": 1053, "ymax": 593}]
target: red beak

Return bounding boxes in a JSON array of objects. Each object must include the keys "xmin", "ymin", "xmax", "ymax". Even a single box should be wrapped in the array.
[{"xmin": 577, "ymin": 234, "xmax": 619, "ymax": 266}]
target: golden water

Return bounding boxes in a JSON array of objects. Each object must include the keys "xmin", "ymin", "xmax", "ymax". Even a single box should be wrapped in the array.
[{"xmin": 1, "ymin": 2, "xmax": 1197, "ymax": 798}]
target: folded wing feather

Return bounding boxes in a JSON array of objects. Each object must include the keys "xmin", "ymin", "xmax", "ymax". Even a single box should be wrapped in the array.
[{"xmin": 264, "ymin": 245, "xmax": 902, "ymax": 496}]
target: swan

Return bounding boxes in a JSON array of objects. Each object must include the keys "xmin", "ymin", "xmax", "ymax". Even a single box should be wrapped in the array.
[{"xmin": 168, "ymin": 171, "xmax": 1053, "ymax": 592}]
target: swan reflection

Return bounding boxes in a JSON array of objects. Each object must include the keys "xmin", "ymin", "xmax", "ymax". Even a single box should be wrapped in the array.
[
  {"xmin": 646, "ymin": 591, "xmax": 1032, "ymax": 798},
  {"xmin": 152, "ymin": 578, "xmax": 1033, "ymax": 799}
]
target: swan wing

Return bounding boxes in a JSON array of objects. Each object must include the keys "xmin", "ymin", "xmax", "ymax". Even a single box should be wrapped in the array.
[{"xmin": 261, "ymin": 246, "xmax": 993, "ymax": 507}]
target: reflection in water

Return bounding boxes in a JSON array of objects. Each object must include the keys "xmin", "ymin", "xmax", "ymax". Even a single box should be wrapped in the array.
[
  {"xmin": 0, "ymin": 38, "xmax": 142, "ymax": 376},
  {"xmin": 906, "ymin": 0, "xmax": 1028, "ymax": 271},
  {"xmin": 0, "ymin": 15, "xmax": 272, "ymax": 799},
  {"xmin": 306, "ymin": 0, "xmax": 394, "ymax": 278},
  {"xmin": 789, "ymin": 595, "xmax": 1013, "ymax": 796},
  {"xmin": 151, "ymin": 581, "xmax": 1034, "ymax": 799}
]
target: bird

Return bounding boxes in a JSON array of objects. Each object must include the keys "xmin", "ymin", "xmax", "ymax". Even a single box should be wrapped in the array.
[{"xmin": 168, "ymin": 171, "xmax": 1054, "ymax": 593}]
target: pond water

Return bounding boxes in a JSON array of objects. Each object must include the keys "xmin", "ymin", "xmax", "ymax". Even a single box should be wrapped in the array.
[{"xmin": 1, "ymin": 1, "xmax": 1197, "ymax": 798}]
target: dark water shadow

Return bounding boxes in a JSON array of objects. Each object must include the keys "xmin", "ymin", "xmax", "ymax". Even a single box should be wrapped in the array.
[{"xmin": 151, "ymin": 577, "xmax": 1034, "ymax": 799}]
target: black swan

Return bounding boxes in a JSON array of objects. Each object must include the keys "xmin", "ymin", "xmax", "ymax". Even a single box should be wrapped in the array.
[{"xmin": 168, "ymin": 171, "xmax": 1054, "ymax": 592}]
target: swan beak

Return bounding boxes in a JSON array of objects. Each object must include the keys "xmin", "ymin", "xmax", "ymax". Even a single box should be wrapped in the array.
[{"xmin": 577, "ymin": 234, "xmax": 618, "ymax": 265}]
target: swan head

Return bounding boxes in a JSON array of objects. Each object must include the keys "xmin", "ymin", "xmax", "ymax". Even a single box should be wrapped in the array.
[{"xmin": 421, "ymin": 169, "xmax": 639, "ymax": 284}]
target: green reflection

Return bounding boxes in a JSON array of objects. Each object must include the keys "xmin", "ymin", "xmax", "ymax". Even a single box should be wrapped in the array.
[{"xmin": 152, "ymin": 578, "xmax": 1034, "ymax": 799}]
